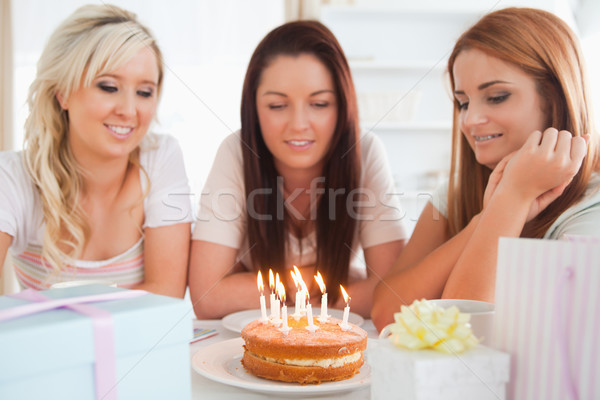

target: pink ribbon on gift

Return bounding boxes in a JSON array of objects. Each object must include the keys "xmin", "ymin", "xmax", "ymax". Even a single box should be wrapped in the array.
[
  {"xmin": 0, "ymin": 288, "xmax": 148, "ymax": 400},
  {"xmin": 554, "ymin": 266, "xmax": 579, "ymax": 400}
]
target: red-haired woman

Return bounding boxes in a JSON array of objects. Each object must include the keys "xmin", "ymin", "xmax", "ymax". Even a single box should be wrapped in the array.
[
  {"xmin": 189, "ymin": 21, "xmax": 407, "ymax": 319},
  {"xmin": 372, "ymin": 7, "xmax": 600, "ymax": 331}
]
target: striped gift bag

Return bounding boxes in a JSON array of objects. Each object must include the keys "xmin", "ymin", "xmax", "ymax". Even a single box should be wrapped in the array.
[{"xmin": 493, "ymin": 237, "xmax": 600, "ymax": 400}]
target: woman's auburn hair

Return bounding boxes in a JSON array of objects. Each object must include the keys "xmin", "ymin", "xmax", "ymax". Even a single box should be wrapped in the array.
[
  {"xmin": 446, "ymin": 7, "xmax": 600, "ymax": 238},
  {"xmin": 240, "ymin": 20, "xmax": 361, "ymax": 303},
  {"xmin": 23, "ymin": 4, "xmax": 163, "ymax": 270}
]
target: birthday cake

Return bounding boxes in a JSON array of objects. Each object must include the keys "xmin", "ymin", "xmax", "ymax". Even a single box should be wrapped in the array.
[{"xmin": 240, "ymin": 316, "xmax": 367, "ymax": 384}]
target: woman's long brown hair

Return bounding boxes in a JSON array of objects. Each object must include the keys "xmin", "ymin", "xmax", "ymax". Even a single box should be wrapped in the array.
[
  {"xmin": 240, "ymin": 21, "xmax": 361, "ymax": 303},
  {"xmin": 446, "ymin": 7, "xmax": 599, "ymax": 238}
]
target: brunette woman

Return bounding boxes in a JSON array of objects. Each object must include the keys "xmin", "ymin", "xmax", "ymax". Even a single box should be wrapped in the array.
[{"xmin": 189, "ymin": 20, "xmax": 407, "ymax": 319}]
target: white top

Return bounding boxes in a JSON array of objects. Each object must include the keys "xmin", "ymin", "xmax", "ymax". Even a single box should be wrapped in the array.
[
  {"xmin": 0, "ymin": 134, "xmax": 193, "ymax": 288},
  {"xmin": 192, "ymin": 131, "xmax": 408, "ymax": 281},
  {"xmin": 431, "ymin": 173, "xmax": 600, "ymax": 239}
]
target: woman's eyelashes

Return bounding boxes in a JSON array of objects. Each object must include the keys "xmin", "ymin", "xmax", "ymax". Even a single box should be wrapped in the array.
[
  {"xmin": 97, "ymin": 83, "xmax": 117, "ymax": 93},
  {"xmin": 487, "ymin": 93, "xmax": 511, "ymax": 104},
  {"xmin": 456, "ymin": 92, "xmax": 511, "ymax": 110},
  {"xmin": 96, "ymin": 82, "xmax": 154, "ymax": 98},
  {"xmin": 136, "ymin": 89, "xmax": 154, "ymax": 98},
  {"xmin": 267, "ymin": 102, "xmax": 330, "ymax": 110}
]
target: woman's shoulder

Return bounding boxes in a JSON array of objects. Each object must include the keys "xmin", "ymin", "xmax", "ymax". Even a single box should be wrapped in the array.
[
  {"xmin": 358, "ymin": 131, "xmax": 383, "ymax": 154},
  {"xmin": 585, "ymin": 171, "xmax": 600, "ymax": 195},
  {"xmin": 218, "ymin": 130, "xmax": 243, "ymax": 154},
  {"xmin": 0, "ymin": 151, "xmax": 39, "ymax": 244},
  {"xmin": 208, "ymin": 130, "xmax": 244, "ymax": 170},
  {"xmin": 573, "ymin": 171, "xmax": 600, "ymax": 208},
  {"xmin": 0, "ymin": 151, "xmax": 30, "ymax": 182},
  {"xmin": 357, "ymin": 131, "xmax": 397, "ymax": 184},
  {"xmin": 0, "ymin": 150, "xmax": 24, "ymax": 167},
  {"xmin": 357, "ymin": 131, "xmax": 388, "ymax": 167},
  {"xmin": 578, "ymin": 171, "xmax": 600, "ymax": 210},
  {"xmin": 545, "ymin": 172, "xmax": 600, "ymax": 238},
  {"xmin": 138, "ymin": 133, "xmax": 187, "ymax": 171}
]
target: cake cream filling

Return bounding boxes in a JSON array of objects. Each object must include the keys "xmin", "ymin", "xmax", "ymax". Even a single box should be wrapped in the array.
[{"xmin": 254, "ymin": 351, "xmax": 362, "ymax": 368}]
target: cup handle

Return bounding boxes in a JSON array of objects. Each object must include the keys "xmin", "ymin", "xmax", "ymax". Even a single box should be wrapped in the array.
[{"xmin": 378, "ymin": 324, "xmax": 393, "ymax": 340}]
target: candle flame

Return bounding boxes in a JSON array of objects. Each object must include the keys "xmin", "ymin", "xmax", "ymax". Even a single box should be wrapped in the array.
[
  {"xmin": 293, "ymin": 265, "xmax": 303, "ymax": 283},
  {"xmin": 293, "ymin": 266, "xmax": 310, "ymax": 300},
  {"xmin": 340, "ymin": 285, "xmax": 350, "ymax": 306},
  {"xmin": 314, "ymin": 272, "xmax": 326, "ymax": 294},
  {"xmin": 299, "ymin": 278, "xmax": 309, "ymax": 300},
  {"xmin": 269, "ymin": 269, "xmax": 274, "ymax": 293},
  {"xmin": 257, "ymin": 271, "xmax": 264, "ymax": 295},
  {"xmin": 277, "ymin": 280, "xmax": 286, "ymax": 303},
  {"xmin": 290, "ymin": 268, "xmax": 299, "ymax": 289}
]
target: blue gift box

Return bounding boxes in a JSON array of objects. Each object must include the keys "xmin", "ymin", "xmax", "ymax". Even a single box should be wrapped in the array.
[{"xmin": 0, "ymin": 285, "xmax": 191, "ymax": 399}]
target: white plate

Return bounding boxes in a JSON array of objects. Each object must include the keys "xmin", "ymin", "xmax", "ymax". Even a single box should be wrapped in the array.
[
  {"xmin": 222, "ymin": 308, "xmax": 364, "ymax": 333},
  {"xmin": 192, "ymin": 338, "xmax": 370, "ymax": 396}
]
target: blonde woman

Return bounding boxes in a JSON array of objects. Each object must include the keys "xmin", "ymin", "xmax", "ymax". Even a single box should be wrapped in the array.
[{"xmin": 0, "ymin": 5, "xmax": 192, "ymax": 297}]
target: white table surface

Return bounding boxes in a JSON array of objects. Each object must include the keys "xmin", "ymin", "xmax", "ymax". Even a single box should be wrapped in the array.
[{"xmin": 190, "ymin": 318, "xmax": 379, "ymax": 399}]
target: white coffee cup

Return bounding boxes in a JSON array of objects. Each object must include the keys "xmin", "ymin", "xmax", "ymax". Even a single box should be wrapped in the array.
[{"xmin": 429, "ymin": 299, "xmax": 495, "ymax": 345}]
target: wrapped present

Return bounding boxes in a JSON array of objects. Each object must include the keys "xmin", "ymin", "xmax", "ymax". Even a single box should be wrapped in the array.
[
  {"xmin": 0, "ymin": 284, "xmax": 191, "ymax": 400},
  {"xmin": 369, "ymin": 339, "xmax": 509, "ymax": 400},
  {"xmin": 369, "ymin": 300, "xmax": 509, "ymax": 399},
  {"xmin": 494, "ymin": 237, "xmax": 600, "ymax": 400}
]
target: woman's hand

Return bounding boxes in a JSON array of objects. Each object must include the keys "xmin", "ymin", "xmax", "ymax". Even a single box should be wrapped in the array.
[
  {"xmin": 484, "ymin": 128, "xmax": 587, "ymax": 221},
  {"xmin": 484, "ymin": 152, "xmax": 569, "ymax": 222},
  {"xmin": 483, "ymin": 152, "xmax": 513, "ymax": 209}
]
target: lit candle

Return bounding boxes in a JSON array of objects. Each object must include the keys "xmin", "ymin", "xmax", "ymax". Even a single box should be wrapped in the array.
[
  {"xmin": 291, "ymin": 269, "xmax": 303, "ymax": 320},
  {"xmin": 268, "ymin": 269, "xmax": 276, "ymax": 319},
  {"xmin": 293, "ymin": 266, "xmax": 307, "ymax": 314},
  {"xmin": 305, "ymin": 302, "xmax": 318, "ymax": 332},
  {"xmin": 314, "ymin": 271, "xmax": 329, "ymax": 323},
  {"xmin": 277, "ymin": 281, "xmax": 291, "ymax": 335},
  {"xmin": 299, "ymin": 276, "xmax": 309, "ymax": 317},
  {"xmin": 339, "ymin": 285, "xmax": 351, "ymax": 331},
  {"xmin": 272, "ymin": 273, "xmax": 281, "ymax": 324},
  {"xmin": 257, "ymin": 271, "xmax": 268, "ymax": 323}
]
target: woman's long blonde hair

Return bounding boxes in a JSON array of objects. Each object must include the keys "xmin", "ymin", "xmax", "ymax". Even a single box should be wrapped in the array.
[
  {"xmin": 23, "ymin": 4, "xmax": 164, "ymax": 270},
  {"xmin": 446, "ymin": 7, "xmax": 600, "ymax": 238}
]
